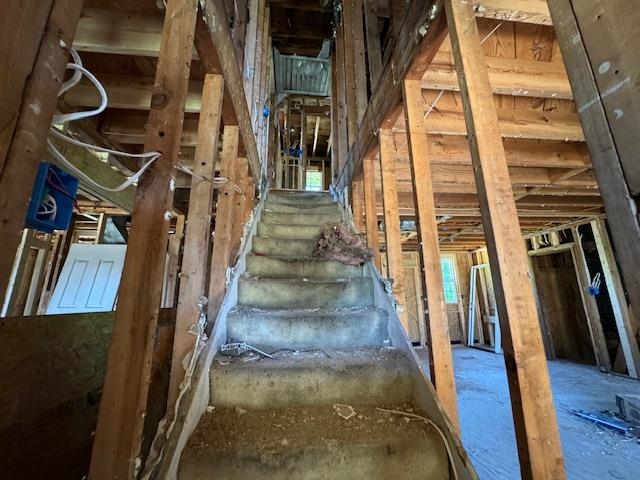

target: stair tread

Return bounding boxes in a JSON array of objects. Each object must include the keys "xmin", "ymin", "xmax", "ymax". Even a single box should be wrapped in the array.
[
  {"xmin": 180, "ymin": 402, "xmax": 448, "ymax": 479},
  {"xmin": 212, "ymin": 347, "xmax": 403, "ymax": 370},
  {"xmin": 229, "ymin": 304, "xmax": 383, "ymax": 316}
]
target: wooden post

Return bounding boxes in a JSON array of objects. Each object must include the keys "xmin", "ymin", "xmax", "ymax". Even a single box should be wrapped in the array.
[
  {"xmin": 445, "ymin": 1, "xmax": 565, "ymax": 478},
  {"xmin": 570, "ymin": 226, "xmax": 611, "ymax": 372},
  {"xmin": 208, "ymin": 126, "xmax": 240, "ymax": 321},
  {"xmin": 351, "ymin": 173, "xmax": 365, "ymax": 233},
  {"xmin": 94, "ymin": 214, "xmax": 107, "ymax": 244},
  {"xmin": 363, "ymin": 0, "xmax": 383, "ymax": 91},
  {"xmin": 378, "ymin": 128, "xmax": 408, "ymax": 331},
  {"xmin": 403, "ymin": 79, "xmax": 458, "ymax": 430},
  {"xmin": 300, "ymin": 102, "xmax": 307, "ymax": 190},
  {"xmin": 0, "ymin": 0, "xmax": 84, "ymax": 309},
  {"xmin": 162, "ymin": 215, "xmax": 185, "ymax": 308},
  {"xmin": 342, "ymin": 1, "xmax": 358, "ymax": 146},
  {"xmin": 230, "ymin": 157, "xmax": 250, "ymax": 263},
  {"xmin": 89, "ymin": 1, "xmax": 199, "ymax": 477},
  {"xmin": 167, "ymin": 74, "xmax": 224, "ymax": 409},
  {"xmin": 351, "ymin": 0, "xmax": 368, "ymax": 124},
  {"xmin": 249, "ymin": 0, "xmax": 266, "ymax": 129},
  {"xmin": 591, "ymin": 219, "xmax": 640, "ymax": 378},
  {"xmin": 362, "ymin": 153, "xmax": 381, "ymax": 269},
  {"xmin": 334, "ymin": 27, "xmax": 349, "ymax": 176}
]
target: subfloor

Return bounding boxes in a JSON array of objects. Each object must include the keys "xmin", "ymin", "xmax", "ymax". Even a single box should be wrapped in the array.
[{"xmin": 432, "ymin": 346, "xmax": 640, "ymax": 479}]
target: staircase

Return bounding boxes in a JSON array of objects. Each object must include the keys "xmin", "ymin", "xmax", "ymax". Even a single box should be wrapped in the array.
[{"xmin": 177, "ymin": 190, "xmax": 455, "ymax": 479}]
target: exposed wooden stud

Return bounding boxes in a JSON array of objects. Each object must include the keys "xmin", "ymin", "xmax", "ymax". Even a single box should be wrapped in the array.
[
  {"xmin": 591, "ymin": 219, "xmax": 640, "ymax": 379},
  {"xmin": 243, "ymin": 0, "xmax": 259, "ymax": 107},
  {"xmin": 378, "ymin": 128, "xmax": 408, "ymax": 331},
  {"xmin": 334, "ymin": 27, "xmax": 349, "ymax": 176},
  {"xmin": 341, "ymin": 1, "xmax": 358, "ymax": 146},
  {"xmin": 403, "ymin": 79, "xmax": 459, "ymax": 431},
  {"xmin": 351, "ymin": 173, "xmax": 365, "ymax": 233},
  {"xmin": 445, "ymin": 1, "xmax": 565, "ymax": 478},
  {"xmin": 230, "ymin": 157, "xmax": 250, "ymax": 263},
  {"xmin": 162, "ymin": 215, "xmax": 185, "ymax": 309},
  {"xmin": 351, "ymin": 0, "xmax": 368, "ymax": 124},
  {"xmin": 88, "ymin": 0, "xmax": 199, "ymax": 477},
  {"xmin": 94, "ymin": 214, "xmax": 107, "ymax": 244},
  {"xmin": 167, "ymin": 74, "xmax": 224, "ymax": 409},
  {"xmin": 363, "ymin": 0, "xmax": 383, "ymax": 91},
  {"xmin": 0, "ymin": 0, "xmax": 84, "ymax": 314},
  {"xmin": 571, "ymin": 226, "xmax": 611, "ymax": 372},
  {"xmin": 312, "ymin": 116, "xmax": 321, "ymax": 157},
  {"xmin": 208, "ymin": 125, "xmax": 240, "ymax": 321},
  {"xmin": 300, "ymin": 102, "xmax": 307, "ymax": 190},
  {"xmin": 363, "ymin": 152, "xmax": 381, "ymax": 269}
]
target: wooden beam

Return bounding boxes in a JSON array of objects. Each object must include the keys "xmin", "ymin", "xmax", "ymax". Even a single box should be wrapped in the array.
[
  {"xmin": 445, "ymin": 1, "xmax": 565, "ymax": 478},
  {"xmin": 167, "ymin": 74, "xmax": 224, "ymax": 409},
  {"xmin": 403, "ymin": 79, "xmax": 459, "ymax": 430},
  {"xmin": 378, "ymin": 129, "xmax": 409, "ymax": 331},
  {"xmin": 363, "ymin": 0, "xmax": 383, "ymax": 91},
  {"xmin": 208, "ymin": 125, "xmax": 240, "ymax": 321},
  {"xmin": 363, "ymin": 152, "xmax": 381, "ymax": 269},
  {"xmin": 0, "ymin": 0, "xmax": 84, "ymax": 326},
  {"xmin": 591, "ymin": 219, "xmax": 640, "ymax": 378},
  {"xmin": 394, "ymin": 107, "xmax": 584, "ymax": 142},
  {"xmin": 472, "ymin": 0, "xmax": 552, "ymax": 25},
  {"xmin": 74, "ymin": 9, "xmax": 172, "ymax": 57},
  {"xmin": 548, "ymin": 0, "xmax": 640, "ymax": 328},
  {"xmin": 249, "ymin": 0, "xmax": 267, "ymax": 128},
  {"xmin": 422, "ymin": 56, "xmax": 572, "ymax": 99},
  {"xmin": 88, "ymin": 1, "xmax": 199, "ymax": 477},
  {"xmin": 197, "ymin": 0, "xmax": 260, "ymax": 180}
]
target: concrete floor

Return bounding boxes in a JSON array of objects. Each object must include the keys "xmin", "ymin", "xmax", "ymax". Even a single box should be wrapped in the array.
[{"xmin": 444, "ymin": 346, "xmax": 640, "ymax": 479}]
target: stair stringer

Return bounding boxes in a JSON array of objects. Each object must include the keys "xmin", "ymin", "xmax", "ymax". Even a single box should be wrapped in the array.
[
  {"xmin": 142, "ymin": 190, "xmax": 268, "ymax": 480},
  {"xmin": 331, "ymin": 185, "xmax": 479, "ymax": 480}
]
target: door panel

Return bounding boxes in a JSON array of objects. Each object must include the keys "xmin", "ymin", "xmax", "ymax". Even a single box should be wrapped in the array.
[{"xmin": 47, "ymin": 244, "xmax": 127, "ymax": 314}]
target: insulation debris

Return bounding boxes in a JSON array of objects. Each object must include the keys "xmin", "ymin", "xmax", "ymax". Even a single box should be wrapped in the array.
[{"xmin": 314, "ymin": 223, "xmax": 373, "ymax": 266}]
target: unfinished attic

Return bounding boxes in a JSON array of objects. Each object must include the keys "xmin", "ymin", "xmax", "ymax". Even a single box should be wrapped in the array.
[{"xmin": 3, "ymin": 0, "xmax": 640, "ymax": 478}]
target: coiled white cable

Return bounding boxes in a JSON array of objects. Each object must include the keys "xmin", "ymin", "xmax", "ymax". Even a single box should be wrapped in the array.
[{"xmin": 49, "ymin": 48, "xmax": 163, "ymax": 192}]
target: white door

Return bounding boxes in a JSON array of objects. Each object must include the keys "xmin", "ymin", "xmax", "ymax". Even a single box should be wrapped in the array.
[{"xmin": 46, "ymin": 244, "xmax": 127, "ymax": 314}]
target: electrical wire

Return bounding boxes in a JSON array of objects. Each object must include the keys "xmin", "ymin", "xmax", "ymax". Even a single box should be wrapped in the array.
[
  {"xmin": 375, "ymin": 408, "xmax": 460, "ymax": 480},
  {"xmin": 49, "ymin": 48, "xmax": 163, "ymax": 193}
]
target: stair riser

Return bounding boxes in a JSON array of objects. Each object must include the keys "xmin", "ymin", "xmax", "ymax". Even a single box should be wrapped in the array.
[
  {"xmin": 252, "ymin": 236, "xmax": 317, "ymax": 258},
  {"xmin": 246, "ymin": 256, "xmax": 362, "ymax": 279},
  {"xmin": 226, "ymin": 310, "xmax": 387, "ymax": 351},
  {"xmin": 211, "ymin": 361, "xmax": 410, "ymax": 409},
  {"xmin": 238, "ymin": 278, "xmax": 374, "ymax": 309},
  {"xmin": 257, "ymin": 222, "xmax": 322, "ymax": 239},
  {"xmin": 180, "ymin": 437, "xmax": 448, "ymax": 480},
  {"xmin": 264, "ymin": 202, "xmax": 340, "ymax": 215},
  {"xmin": 267, "ymin": 193, "xmax": 334, "ymax": 207},
  {"xmin": 262, "ymin": 211, "xmax": 341, "ymax": 226}
]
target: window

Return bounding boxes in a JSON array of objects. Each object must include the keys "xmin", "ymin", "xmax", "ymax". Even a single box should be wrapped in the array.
[
  {"xmin": 440, "ymin": 257, "xmax": 458, "ymax": 304},
  {"xmin": 306, "ymin": 170, "xmax": 323, "ymax": 191}
]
